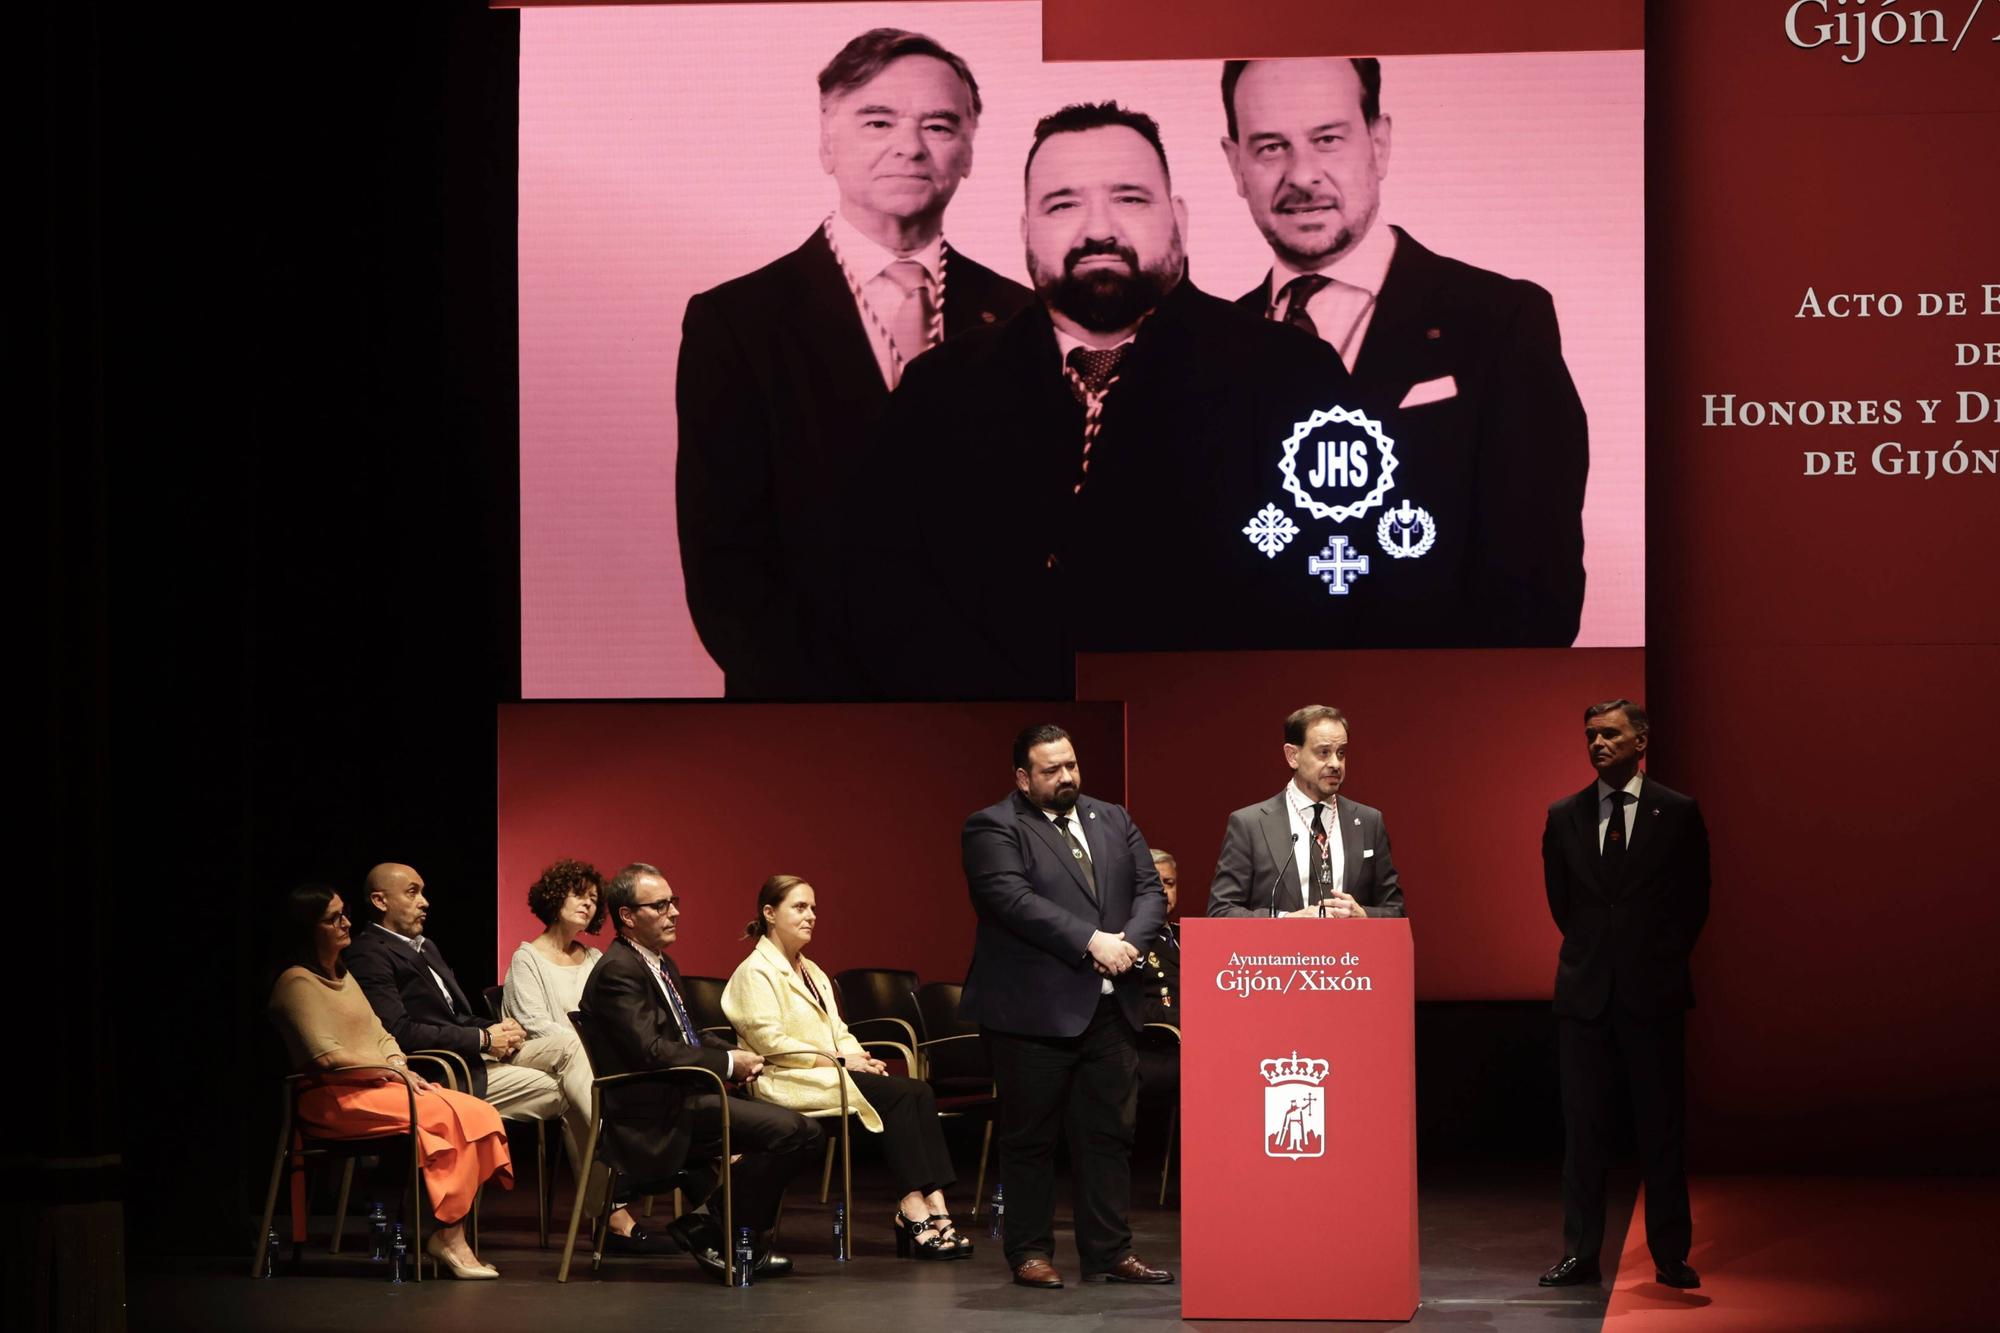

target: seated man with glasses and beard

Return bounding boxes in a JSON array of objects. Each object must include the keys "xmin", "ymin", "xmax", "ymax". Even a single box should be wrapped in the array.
[{"xmin": 857, "ymin": 102, "xmax": 1355, "ymax": 701}]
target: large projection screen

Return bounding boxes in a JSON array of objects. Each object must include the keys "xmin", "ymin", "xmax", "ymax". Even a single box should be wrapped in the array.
[{"xmin": 518, "ymin": 2, "xmax": 1643, "ymax": 698}]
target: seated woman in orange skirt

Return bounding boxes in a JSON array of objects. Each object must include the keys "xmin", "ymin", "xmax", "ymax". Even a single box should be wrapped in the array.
[{"xmin": 267, "ymin": 884, "xmax": 514, "ymax": 1279}]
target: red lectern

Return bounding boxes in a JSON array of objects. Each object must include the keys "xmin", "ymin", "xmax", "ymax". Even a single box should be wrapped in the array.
[{"xmin": 1180, "ymin": 918, "xmax": 1418, "ymax": 1321}]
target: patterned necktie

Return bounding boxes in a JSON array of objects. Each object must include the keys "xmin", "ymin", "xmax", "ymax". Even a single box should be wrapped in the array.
[
  {"xmin": 870, "ymin": 259, "xmax": 934, "ymax": 384},
  {"xmin": 655, "ymin": 961, "xmax": 699, "ymax": 1044},
  {"xmin": 1064, "ymin": 344, "xmax": 1128, "ymax": 405},
  {"xmin": 1602, "ymin": 790, "xmax": 1631, "ymax": 874},
  {"xmin": 1277, "ymin": 273, "xmax": 1333, "ymax": 338},
  {"xmin": 1308, "ymin": 802, "xmax": 1332, "ymax": 907},
  {"xmin": 1055, "ymin": 814, "xmax": 1098, "ymax": 902}
]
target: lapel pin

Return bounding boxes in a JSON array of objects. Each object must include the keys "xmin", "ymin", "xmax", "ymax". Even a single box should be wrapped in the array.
[{"xmin": 1088, "ymin": 811, "xmax": 1097, "ymax": 819}]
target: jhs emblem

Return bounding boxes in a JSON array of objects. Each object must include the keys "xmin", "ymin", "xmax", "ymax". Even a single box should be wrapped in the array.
[
  {"xmin": 1262, "ymin": 1051, "xmax": 1330, "ymax": 1160},
  {"xmin": 1278, "ymin": 406, "xmax": 1397, "ymax": 524},
  {"xmin": 1375, "ymin": 500, "xmax": 1437, "ymax": 559}
]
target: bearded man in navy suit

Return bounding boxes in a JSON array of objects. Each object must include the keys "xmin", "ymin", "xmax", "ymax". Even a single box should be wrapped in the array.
[
  {"xmin": 1538, "ymin": 700, "xmax": 1710, "ymax": 1291},
  {"xmin": 960, "ymin": 725, "xmax": 1173, "ymax": 1290}
]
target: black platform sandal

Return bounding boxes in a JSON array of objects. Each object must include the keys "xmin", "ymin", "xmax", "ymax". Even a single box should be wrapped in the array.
[
  {"xmin": 893, "ymin": 1210, "xmax": 957, "ymax": 1260},
  {"xmin": 929, "ymin": 1213, "xmax": 975, "ymax": 1258}
]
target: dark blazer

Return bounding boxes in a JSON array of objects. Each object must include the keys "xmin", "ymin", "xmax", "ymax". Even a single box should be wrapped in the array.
[
  {"xmin": 1542, "ymin": 776, "xmax": 1710, "ymax": 1020},
  {"xmin": 1135, "ymin": 921, "xmax": 1181, "ymax": 1028},
  {"xmin": 676, "ymin": 228, "xmax": 1032, "ymax": 698},
  {"xmin": 1238, "ymin": 227, "xmax": 1590, "ymax": 647},
  {"xmin": 574, "ymin": 937, "xmax": 735, "ymax": 1191},
  {"xmin": 868, "ymin": 276, "xmax": 1355, "ymax": 699},
  {"xmin": 1205, "ymin": 792, "xmax": 1406, "ymax": 918},
  {"xmin": 960, "ymin": 790, "xmax": 1169, "ymax": 1038},
  {"xmin": 345, "ymin": 924, "xmax": 490, "ymax": 1097}
]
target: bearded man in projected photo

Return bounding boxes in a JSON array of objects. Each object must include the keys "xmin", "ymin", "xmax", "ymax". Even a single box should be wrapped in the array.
[
  {"xmin": 676, "ymin": 28, "xmax": 1032, "ymax": 699},
  {"xmin": 863, "ymin": 101, "xmax": 1355, "ymax": 700},
  {"xmin": 1222, "ymin": 56, "xmax": 1590, "ymax": 647}
]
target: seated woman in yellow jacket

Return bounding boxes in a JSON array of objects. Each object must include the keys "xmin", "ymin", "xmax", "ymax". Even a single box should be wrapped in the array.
[{"xmin": 722, "ymin": 874, "xmax": 971, "ymax": 1261}]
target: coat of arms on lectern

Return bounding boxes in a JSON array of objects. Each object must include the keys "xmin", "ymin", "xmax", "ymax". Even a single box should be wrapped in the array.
[{"xmin": 1261, "ymin": 1051, "xmax": 1330, "ymax": 1160}]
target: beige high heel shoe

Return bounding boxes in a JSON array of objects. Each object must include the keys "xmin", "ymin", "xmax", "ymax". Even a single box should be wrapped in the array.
[{"xmin": 426, "ymin": 1231, "xmax": 499, "ymax": 1279}]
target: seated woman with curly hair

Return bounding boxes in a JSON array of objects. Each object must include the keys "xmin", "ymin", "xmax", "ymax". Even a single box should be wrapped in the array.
[
  {"xmin": 267, "ymin": 884, "xmax": 511, "ymax": 1278},
  {"xmin": 502, "ymin": 858, "xmax": 662, "ymax": 1254}
]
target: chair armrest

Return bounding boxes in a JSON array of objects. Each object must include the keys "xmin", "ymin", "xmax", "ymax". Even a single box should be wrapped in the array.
[
  {"xmin": 857, "ymin": 1038, "xmax": 919, "ymax": 1076},
  {"xmin": 406, "ymin": 1049, "xmax": 468, "ymax": 1089},
  {"xmin": 1142, "ymin": 1023, "xmax": 1181, "ymax": 1042},
  {"xmin": 846, "ymin": 1016, "xmax": 921, "ymax": 1053}
]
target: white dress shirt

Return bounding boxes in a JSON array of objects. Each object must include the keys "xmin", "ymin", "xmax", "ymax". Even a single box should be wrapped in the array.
[
  {"xmin": 628, "ymin": 938, "xmax": 735, "ymax": 1078},
  {"xmin": 1595, "ymin": 773, "xmax": 1646, "ymax": 852},
  {"xmin": 1267, "ymin": 221, "xmax": 1398, "ymax": 372},
  {"xmin": 828, "ymin": 209, "xmax": 944, "ymax": 389},
  {"xmin": 372, "ymin": 922, "xmax": 458, "ymax": 1011},
  {"xmin": 1045, "ymin": 807, "xmax": 1114, "ymax": 995},
  {"xmin": 1283, "ymin": 784, "xmax": 1347, "ymax": 904}
]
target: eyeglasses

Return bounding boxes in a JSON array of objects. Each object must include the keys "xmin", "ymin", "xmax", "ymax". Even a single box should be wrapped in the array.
[
  {"xmin": 631, "ymin": 897, "xmax": 679, "ymax": 914},
  {"xmin": 321, "ymin": 911, "xmax": 351, "ymax": 925}
]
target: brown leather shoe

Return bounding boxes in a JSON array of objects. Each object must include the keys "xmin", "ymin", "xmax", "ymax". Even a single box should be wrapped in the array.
[
  {"xmin": 1012, "ymin": 1256, "xmax": 1063, "ymax": 1288},
  {"xmin": 1085, "ymin": 1254, "xmax": 1174, "ymax": 1284}
]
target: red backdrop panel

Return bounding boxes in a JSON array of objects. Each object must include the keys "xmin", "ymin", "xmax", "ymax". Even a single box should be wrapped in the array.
[
  {"xmin": 1079, "ymin": 648, "xmax": 1645, "ymax": 1000},
  {"xmin": 1647, "ymin": 7, "xmax": 2000, "ymax": 1168},
  {"xmin": 495, "ymin": 701, "xmax": 1127, "ymax": 985},
  {"xmin": 1044, "ymin": 0, "xmax": 1642, "ymax": 59}
]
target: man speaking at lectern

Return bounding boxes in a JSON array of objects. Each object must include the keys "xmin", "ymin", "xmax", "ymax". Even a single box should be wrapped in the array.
[{"xmin": 1205, "ymin": 704, "xmax": 1405, "ymax": 919}]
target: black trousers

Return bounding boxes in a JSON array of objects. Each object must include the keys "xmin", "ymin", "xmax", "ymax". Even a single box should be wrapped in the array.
[
  {"xmin": 1558, "ymin": 1009, "xmax": 1691, "ymax": 1267},
  {"xmin": 684, "ymin": 1093, "xmax": 823, "ymax": 1231},
  {"xmin": 847, "ymin": 1070, "xmax": 957, "ymax": 1198},
  {"xmin": 985, "ymin": 995, "xmax": 1139, "ymax": 1271}
]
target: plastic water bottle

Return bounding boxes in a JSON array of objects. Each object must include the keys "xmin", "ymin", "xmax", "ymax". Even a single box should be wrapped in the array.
[
  {"xmin": 831, "ymin": 1201, "xmax": 847, "ymax": 1260},
  {"xmin": 258, "ymin": 1227, "xmax": 278, "ymax": 1277},
  {"xmin": 733, "ymin": 1225, "xmax": 755, "ymax": 1286},
  {"xmin": 389, "ymin": 1224, "xmax": 408, "ymax": 1283},
  {"xmin": 989, "ymin": 1183, "xmax": 1004, "ymax": 1238},
  {"xmin": 368, "ymin": 1201, "xmax": 389, "ymax": 1261}
]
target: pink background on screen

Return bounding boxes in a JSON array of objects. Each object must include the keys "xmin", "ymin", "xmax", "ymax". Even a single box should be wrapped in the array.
[{"xmin": 519, "ymin": 4, "xmax": 1644, "ymax": 697}]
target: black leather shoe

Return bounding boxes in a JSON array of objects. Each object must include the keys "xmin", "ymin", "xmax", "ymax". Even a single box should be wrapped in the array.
[
  {"xmin": 1539, "ymin": 1256, "xmax": 1602, "ymax": 1286},
  {"xmin": 755, "ymin": 1250, "xmax": 794, "ymax": 1277},
  {"xmin": 603, "ymin": 1223, "xmax": 676, "ymax": 1256},
  {"xmin": 1655, "ymin": 1261, "xmax": 1701, "ymax": 1289},
  {"xmin": 663, "ymin": 1215, "xmax": 728, "ymax": 1281}
]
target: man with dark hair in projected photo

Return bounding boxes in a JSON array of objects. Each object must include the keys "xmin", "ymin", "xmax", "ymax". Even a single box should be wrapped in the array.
[
  {"xmin": 1221, "ymin": 57, "xmax": 1590, "ymax": 647},
  {"xmin": 676, "ymin": 27, "xmax": 1032, "ymax": 700},
  {"xmin": 863, "ymin": 102, "xmax": 1355, "ymax": 700}
]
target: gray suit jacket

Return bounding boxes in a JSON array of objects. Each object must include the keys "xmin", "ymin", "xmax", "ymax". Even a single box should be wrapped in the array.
[{"xmin": 1205, "ymin": 790, "xmax": 1406, "ymax": 918}]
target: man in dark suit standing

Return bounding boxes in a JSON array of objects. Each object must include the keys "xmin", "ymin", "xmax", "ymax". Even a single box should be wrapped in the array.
[
  {"xmin": 1206, "ymin": 705, "xmax": 1406, "ymax": 919},
  {"xmin": 1539, "ymin": 700, "xmax": 1709, "ymax": 1291},
  {"xmin": 576, "ymin": 863, "xmax": 821, "ymax": 1280},
  {"xmin": 961, "ymin": 725, "xmax": 1172, "ymax": 1289},
  {"xmin": 1221, "ymin": 58, "xmax": 1589, "ymax": 647},
  {"xmin": 870, "ymin": 102, "xmax": 1354, "ymax": 699},
  {"xmin": 675, "ymin": 28, "xmax": 1032, "ymax": 698}
]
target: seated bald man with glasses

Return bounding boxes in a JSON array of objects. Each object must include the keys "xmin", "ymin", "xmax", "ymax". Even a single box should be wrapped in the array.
[{"xmin": 576, "ymin": 862, "xmax": 823, "ymax": 1281}]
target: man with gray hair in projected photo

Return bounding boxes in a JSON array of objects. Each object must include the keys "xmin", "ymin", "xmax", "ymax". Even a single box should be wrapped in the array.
[
  {"xmin": 1221, "ymin": 57, "xmax": 1589, "ymax": 648},
  {"xmin": 676, "ymin": 27, "xmax": 1031, "ymax": 700}
]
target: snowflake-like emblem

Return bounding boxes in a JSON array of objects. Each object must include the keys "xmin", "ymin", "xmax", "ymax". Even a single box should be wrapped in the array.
[{"xmin": 1242, "ymin": 504, "xmax": 1300, "ymax": 559}]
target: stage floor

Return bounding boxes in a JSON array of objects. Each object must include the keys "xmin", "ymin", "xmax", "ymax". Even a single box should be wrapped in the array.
[{"xmin": 131, "ymin": 1161, "xmax": 1633, "ymax": 1331}]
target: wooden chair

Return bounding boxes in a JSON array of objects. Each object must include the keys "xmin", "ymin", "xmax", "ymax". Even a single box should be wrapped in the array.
[
  {"xmin": 756, "ymin": 1046, "xmax": 860, "ymax": 1260},
  {"xmin": 252, "ymin": 1059, "xmax": 454, "ymax": 1280},
  {"xmin": 477, "ymin": 983, "xmax": 556, "ymax": 1246},
  {"xmin": 914, "ymin": 981, "xmax": 996, "ymax": 1217},
  {"xmin": 831, "ymin": 969, "xmax": 923, "ymax": 1074},
  {"xmin": 560, "ymin": 1008, "xmax": 736, "ymax": 1283}
]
